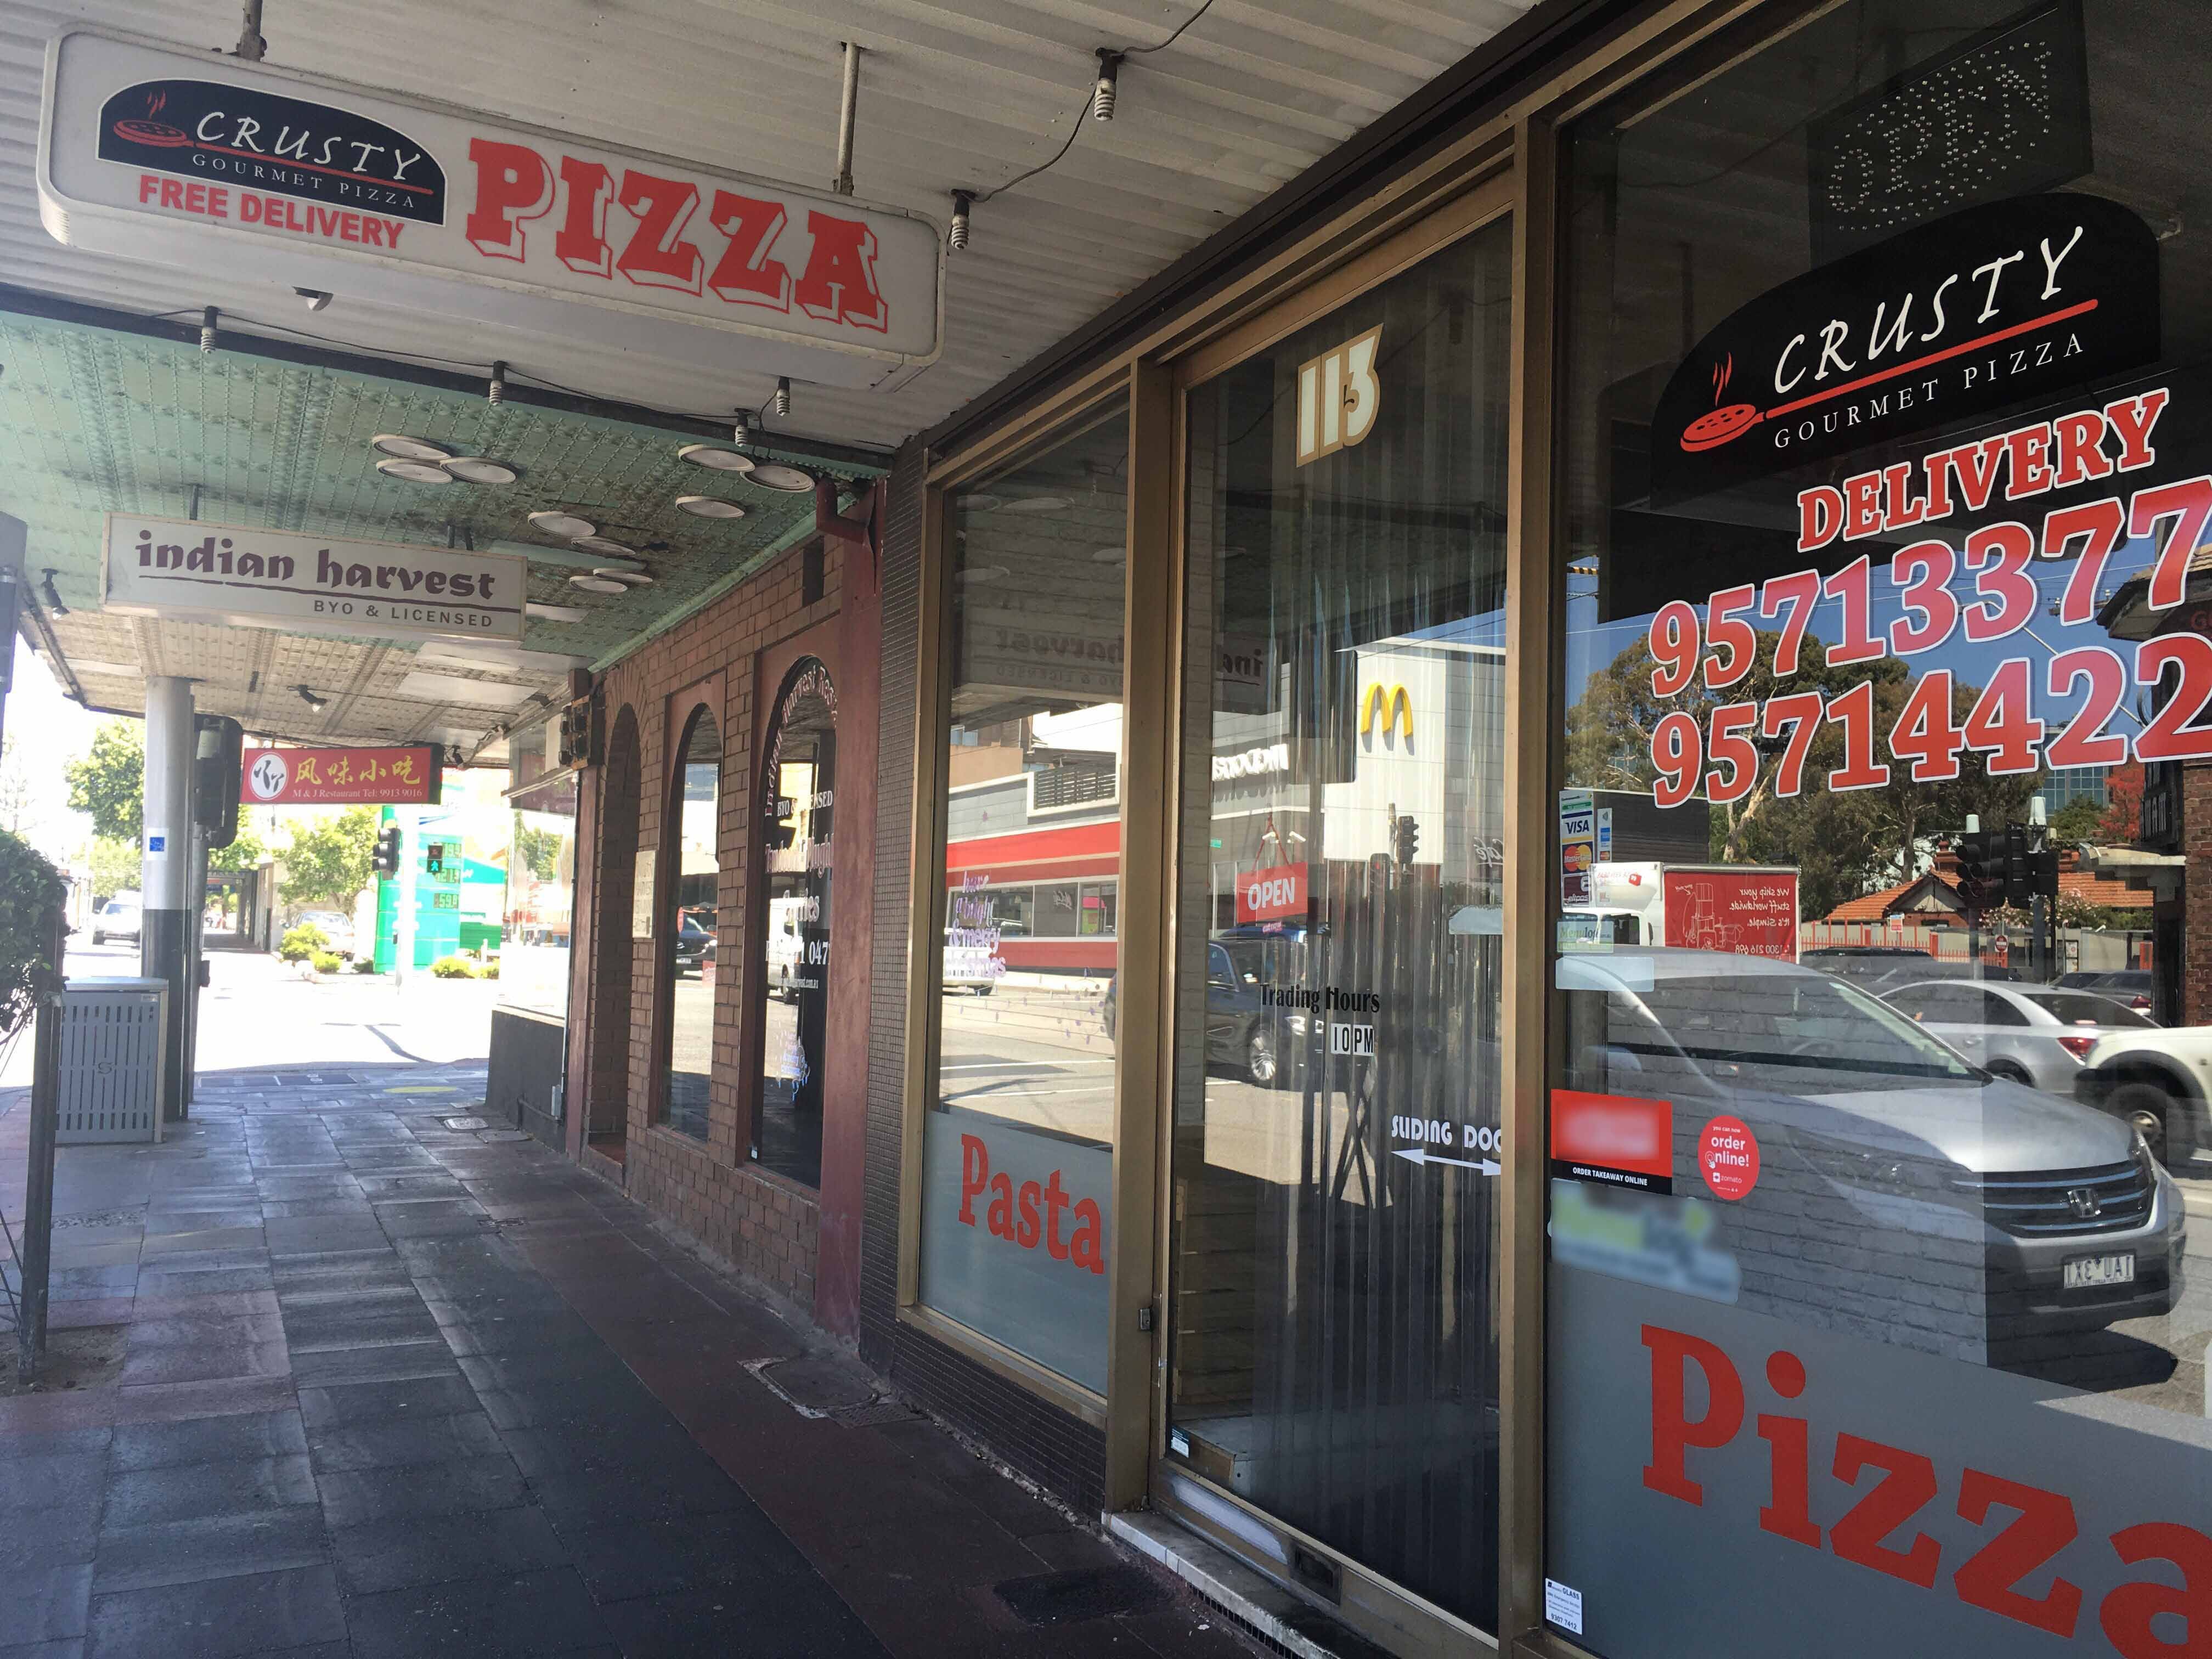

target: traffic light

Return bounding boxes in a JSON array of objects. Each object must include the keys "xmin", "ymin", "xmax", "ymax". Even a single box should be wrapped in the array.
[
  {"xmin": 556, "ymin": 698, "xmax": 599, "ymax": 770},
  {"xmin": 2029, "ymin": 848, "xmax": 2060, "ymax": 901},
  {"xmin": 1392, "ymin": 814, "xmax": 1420, "ymax": 868},
  {"xmin": 2002, "ymin": 825, "xmax": 2033, "ymax": 908},
  {"xmin": 373, "ymin": 824, "xmax": 402, "ymax": 877},
  {"xmin": 425, "ymin": 841, "xmax": 445, "ymax": 876},
  {"xmin": 1954, "ymin": 832, "xmax": 1995, "ymax": 910}
]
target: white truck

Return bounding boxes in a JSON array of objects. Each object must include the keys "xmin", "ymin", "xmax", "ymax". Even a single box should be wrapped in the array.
[{"xmin": 1561, "ymin": 861, "xmax": 1800, "ymax": 961}]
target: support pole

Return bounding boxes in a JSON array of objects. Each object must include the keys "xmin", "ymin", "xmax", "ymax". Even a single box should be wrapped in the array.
[
  {"xmin": 16, "ymin": 905, "xmax": 63, "ymax": 1381},
  {"xmin": 394, "ymin": 809, "xmax": 420, "ymax": 986},
  {"xmin": 832, "ymin": 42, "xmax": 861, "ymax": 196},
  {"xmin": 142, "ymin": 677, "xmax": 195, "ymax": 1120}
]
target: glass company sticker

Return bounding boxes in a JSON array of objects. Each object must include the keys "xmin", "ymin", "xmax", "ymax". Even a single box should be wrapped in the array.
[
  {"xmin": 1544, "ymin": 1578, "xmax": 1584, "ymax": 1635},
  {"xmin": 1698, "ymin": 1115, "xmax": 1760, "ymax": 1201}
]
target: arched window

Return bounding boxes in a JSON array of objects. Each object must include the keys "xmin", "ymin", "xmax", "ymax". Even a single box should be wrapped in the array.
[
  {"xmin": 660, "ymin": 705, "xmax": 720, "ymax": 1140},
  {"xmin": 589, "ymin": 704, "xmax": 641, "ymax": 1150},
  {"xmin": 754, "ymin": 659, "xmax": 834, "ymax": 1186}
]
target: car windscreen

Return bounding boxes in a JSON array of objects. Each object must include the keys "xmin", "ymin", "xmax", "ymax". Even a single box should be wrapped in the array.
[
  {"xmin": 1620, "ymin": 974, "xmax": 1982, "ymax": 1095},
  {"xmin": 2020, "ymin": 991, "xmax": 2155, "ymax": 1028}
]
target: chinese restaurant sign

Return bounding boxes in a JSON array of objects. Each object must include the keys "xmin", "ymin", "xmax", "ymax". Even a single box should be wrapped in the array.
[
  {"xmin": 244, "ymin": 746, "xmax": 442, "ymax": 805},
  {"xmin": 103, "ymin": 515, "xmax": 524, "ymax": 644},
  {"xmin": 1651, "ymin": 194, "xmax": 2157, "ymax": 504},
  {"xmin": 38, "ymin": 30, "xmax": 943, "ymax": 385}
]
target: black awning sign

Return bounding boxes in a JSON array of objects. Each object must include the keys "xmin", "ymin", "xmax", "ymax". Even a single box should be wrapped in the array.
[
  {"xmin": 97, "ymin": 78, "xmax": 445, "ymax": 223},
  {"xmin": 1650, "ymin": 193, "xmax": 2158, "ymax": 506}
]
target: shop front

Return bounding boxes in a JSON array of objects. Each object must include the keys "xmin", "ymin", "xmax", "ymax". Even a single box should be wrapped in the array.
[{"xmin": 862, "ymin": 2, "xmax": 2212, "ymax": 1655}]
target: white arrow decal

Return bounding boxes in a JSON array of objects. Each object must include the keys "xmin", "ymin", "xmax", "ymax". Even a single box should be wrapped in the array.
[{"xmin": 1392, "ymin": 1146, "xmax": 1501, "ymax": 1175}]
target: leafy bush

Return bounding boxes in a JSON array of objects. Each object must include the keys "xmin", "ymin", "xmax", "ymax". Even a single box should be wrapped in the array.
[
  {"xmin": 309, "ymin": 951, "xmax": 344, "ymax": 975},
  {"xmin": 430, "ymin": 955, "xmax": 478, "ymax": 979},
  {"xmin": 278, "ymin": 923, "xmax": 329, "ymax": 963},
  {"xmin": 479, "ymin": 957, "xmax": 500, "ymax": 981},
  {"xmin": 0, "ymin": 827, "xmax": 67, "ymax": 1037},
  {"xmin": 351, "ymin": 957, "xmax": 378, "ymax": 974}
]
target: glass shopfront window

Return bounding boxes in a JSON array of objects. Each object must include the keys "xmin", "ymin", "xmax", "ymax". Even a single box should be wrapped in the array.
[
  {"xmin": 1168, "ymin": 218, "xmax": 1513, "ymax": 1630},
  {"xmin": 756, "ymin": 659, "xmax": 834, "ymax": 1187},
  {"xmin": 1547, "ymin": 4, "xmax": 2212, "ymax": 1656},
  {"xmin": 661, "ymin": 706, "xmax": 720, "ymax": 1141},
  {"xmin": 918, "ymin": 413, "xmax": 1128, "ymax": 1392}
]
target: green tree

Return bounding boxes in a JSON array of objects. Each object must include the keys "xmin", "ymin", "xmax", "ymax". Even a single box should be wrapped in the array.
[
  {"xmin": 279, "ymin": 806, "xmax": 377, "ymax": 911},
  {"xmin": 207, "ymin": 827, "xmax": 267, "ymax": 875},
  {"xmin": 513, "ymin": 817, "xmax": 563, "ymax": 881},
  {"xmin": 1566, "ymin": 630, "xmax": 2036, "ymax": 921},
  {"xmin": 88, "ymin": 834, "xmax": 139, "ymax": 905},
  {"xmin": 65, "ymin": 720, "xmax": 144, "ymax": 843},
  {"xmin": 2046, "ymin": 794, "xmax": 2108, "ymax": 848}
]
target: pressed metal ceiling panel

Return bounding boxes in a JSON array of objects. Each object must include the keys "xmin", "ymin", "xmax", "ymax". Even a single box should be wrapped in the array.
[
  {"xmin": 0, "ymin": 0, "xmax": 1533, "ymax": 450},
  {"xmin": 0, "ymin": 309, "xmax": 835, "ymax": 746}
]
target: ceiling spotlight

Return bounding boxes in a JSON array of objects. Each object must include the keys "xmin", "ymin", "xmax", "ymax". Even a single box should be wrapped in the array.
[
  {"xmin": 733, "ymin": 412, "xmax": 753, "ymax": 450},
  {"xmin": 678, "ymin": 443, "xmax": 755, "ymax": 473},
  {"xmin": 1092, "ymin": 50, "xmax": 1122, "ymax": 121},
  {"xmin": 295, "ymin": 684, "xmax": 328, "ymax": 712},
  {"xmin": 568, "ymin": 575, "xmax": 628, "ymax": 595},
  {"xmin": 949, "ymin": 190, "xmax": 972, "ymax": 252},
  {"xmin": 593, "ymin": 568, "xmax": 655, "ymax": 585},
  {"xmin": 376, "ymin": 457, "xmax": 455, "ymax": 484},
  {"xmin": 529, "ymin": 509, "xmax": 597, "ymax": 539},
  {"xmin": 774, "ymin": 377, "xmax": 792, "ymax": 420},
  {"xmin": 441, "ymin": 456, "xmax": 518, "ymax": 484},
  {"xmin": 200, "ymin": 305, "xmax": 219, "ymax": 353},
  {"xmin": 488, "ymin": 360, "xmax": 507, "ymax": 406},
  {"xmin": 675, "ymin": 495, "xmax": 747, "ymax": 520},
  {"xmin": 747, "ymin": 462, "xmax": 815, "ymax": 493},
  {"xmin": 570, "ymin": 535, "xmax": 635, "ymax": 557},
  {"xmin": 38, "ymin": 568, "xmax": 67, "ymax": 616},
  {"xmin": 447, "ymin": 744, "xmax": 466, "ymax": 767},
  {"xmin": 294, "ymin": 287, "xmax": 332, "ymax": 312},
  {"xmin": 526, "ymin": 602, "xmax": 588, "ymax": 623},
  {"xmin": 372, "ymin": 435, "xmax": 451, "ymax": 461}
]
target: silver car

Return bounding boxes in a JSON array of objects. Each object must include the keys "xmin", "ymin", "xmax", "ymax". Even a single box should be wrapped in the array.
[
  {"xmin": 1880, "ymin": 981, "xmax": 2157, "ymax": 1095},
  {"xmin": 1561, "ymin": 950, "xmax": 2184, "ymax": 1353}
]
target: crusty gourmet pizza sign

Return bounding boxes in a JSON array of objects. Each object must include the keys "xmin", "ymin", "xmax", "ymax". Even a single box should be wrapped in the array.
[{"xmin": 38, "ymin": 29, "xmax": 943, "ymax": 383}]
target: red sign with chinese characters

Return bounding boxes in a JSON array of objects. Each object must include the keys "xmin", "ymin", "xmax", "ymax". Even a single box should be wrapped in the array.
[{"xmin": 242, "ymin": 746, "xmax": 442, "ymax": 805}]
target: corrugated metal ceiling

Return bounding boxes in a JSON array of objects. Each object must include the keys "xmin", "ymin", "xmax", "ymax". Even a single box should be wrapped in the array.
[{"xmin": 0, "ymin": 0, "xmax": 1533, "ymax": 452}]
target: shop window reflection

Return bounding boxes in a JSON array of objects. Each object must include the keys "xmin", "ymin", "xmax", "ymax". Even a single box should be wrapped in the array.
[
  {"xmin": 662, "ymin": 706, "xmax": 719, "ymax": 1141},
  {"xmin": 755, "ymin": 659, "xmax": 834, "ymax": 1188}
]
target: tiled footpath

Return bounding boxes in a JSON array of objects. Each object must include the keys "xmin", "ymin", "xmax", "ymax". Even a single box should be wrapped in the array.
[{"xmin": 0, "ymin": 1061, "xmax": 1254, "ymax": 1659}]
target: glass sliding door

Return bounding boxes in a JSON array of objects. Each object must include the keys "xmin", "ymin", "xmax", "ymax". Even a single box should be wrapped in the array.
[{"xmin": 1167, "ymin": 216, "xmax": 1513, "ymax": 1632}]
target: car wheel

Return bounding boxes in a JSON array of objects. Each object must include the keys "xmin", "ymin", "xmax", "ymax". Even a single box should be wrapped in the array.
[
  {"xmin": 1986, "ymin": 1062, "xmax": 2033, "ymax": 1088},
  {"xmin": 91, "ymin": 931, "xmax": 103, "ymax": 946},
  {"xmin": 973, "ymin": 983, "xmax": 993, "ymax": 997},
  {"xmin": 1248, "ymin": 1025, "xmax": 1280, "ymax": 1087},
  {"xmin": 2108, "ymin": 1081, "xmax": 2186, "ymax": 1167}
]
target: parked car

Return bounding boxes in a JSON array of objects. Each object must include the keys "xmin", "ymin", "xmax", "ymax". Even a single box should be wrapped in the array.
[
  {"xmin": 296, "ymin": 910, "xmax": 354, "ymax": 957},
  {"xmin": 1103, "ymin": 927, "xmax": 1317, "ymax": 1086},
  {"xmin": 1561, "ymin": 949, "xmax": 2183, "ymax": 1349},
  {"xmin": 2056, "ymin": 969, "xmax": 2158, "ymax": 1019},
  {"xmin": 673, "ymin": 913, "xmax": 715, "ymax": 977},
  {"xmin": 1802, "ymin": 945, "xmax": 2019, "ymax": 996},
  {"xmin": 2074, "ymin": 1020, "xmax": 2212, "ymax": 1166},
  {"xmin": 91, "ymin": 893, "xmax": 142, "ymax": 946},
  {"xmin": 1880, "ymin": 981, "xmax": 2156, "ymax": 1096}
]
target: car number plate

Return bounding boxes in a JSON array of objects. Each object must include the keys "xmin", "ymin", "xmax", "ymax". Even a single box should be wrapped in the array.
[{"xmin": 2063, "ymin": 1254, "xmax": 2136, "ymax": 1290}]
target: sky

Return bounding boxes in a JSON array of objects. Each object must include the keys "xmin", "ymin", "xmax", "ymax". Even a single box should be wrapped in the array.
[{"xmin": 2, "ymin": 639, "xmax": 98, "ymax": 860}]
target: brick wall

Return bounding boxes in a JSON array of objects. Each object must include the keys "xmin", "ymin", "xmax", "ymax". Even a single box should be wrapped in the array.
[
  {"xmin": 577, "ymin": 539, "xmax": 843, "ymax": 1308},
  {"xmin": 2181, "ymin": 761, "xmax": 2212, "ymax": 1024},
  {"xmin": 861, "ymin": 439, "xmax": 1109, "ymax": 1514}
]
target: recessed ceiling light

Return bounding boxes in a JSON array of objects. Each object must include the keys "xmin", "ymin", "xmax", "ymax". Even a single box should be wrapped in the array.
[
  {"xmin": 371, "ymin": 435, "xmax": 450, "ymax": 461},
  {"xmin": 568, "ymin": 575, "xmax": 628, "ymax": 595},
  {"xmin": 376, "ymin": 458, "xmax": 454, "ymax": 484},
  {"xmin": 747, "ymin": 463, "xmax": 815, "ymax": 493},
  {"xmin": 1090, "ymin": 546, "xmax": 1126, "ymax": 563},
  {"xmin": 957, "ymin": 494, "xmax": 1002, "ymax": 514},
  {"xmin": 594, "ymin": 568, "xmax": 655, "ymax": 585},
  {"xmin": 530, "ymin": 510, "xmax": 596, "ymax": 538},
  {"xmin": 570, "ymin": 535, "xmax": 635, "ymax": 557},
  {"xmin": 675, "ymin": 495, "xmax": 747, "ymax": 520},
  {"xmin": 956, "ymin": 565, "xmax": 1010, "ymax": 585},
  {"xmin": 526, "ymin": 602, "xmax": 588, "ymax": 623},
  {"xmin": 678, "ymin": 444, "xmax": 756, "ymax": 473},
  {"xmin": 1000, "ymin": 494, "xmax": 1073, "ymax": 514},
  {"xmin": 442, "ymin": 456, "xmax": 518, "ymax": 484}
]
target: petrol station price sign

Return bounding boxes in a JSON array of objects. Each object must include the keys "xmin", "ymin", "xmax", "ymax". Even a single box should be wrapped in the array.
[{"xmin": 244, "ymin": 745, "xmax": 442, "ymax": 805}]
